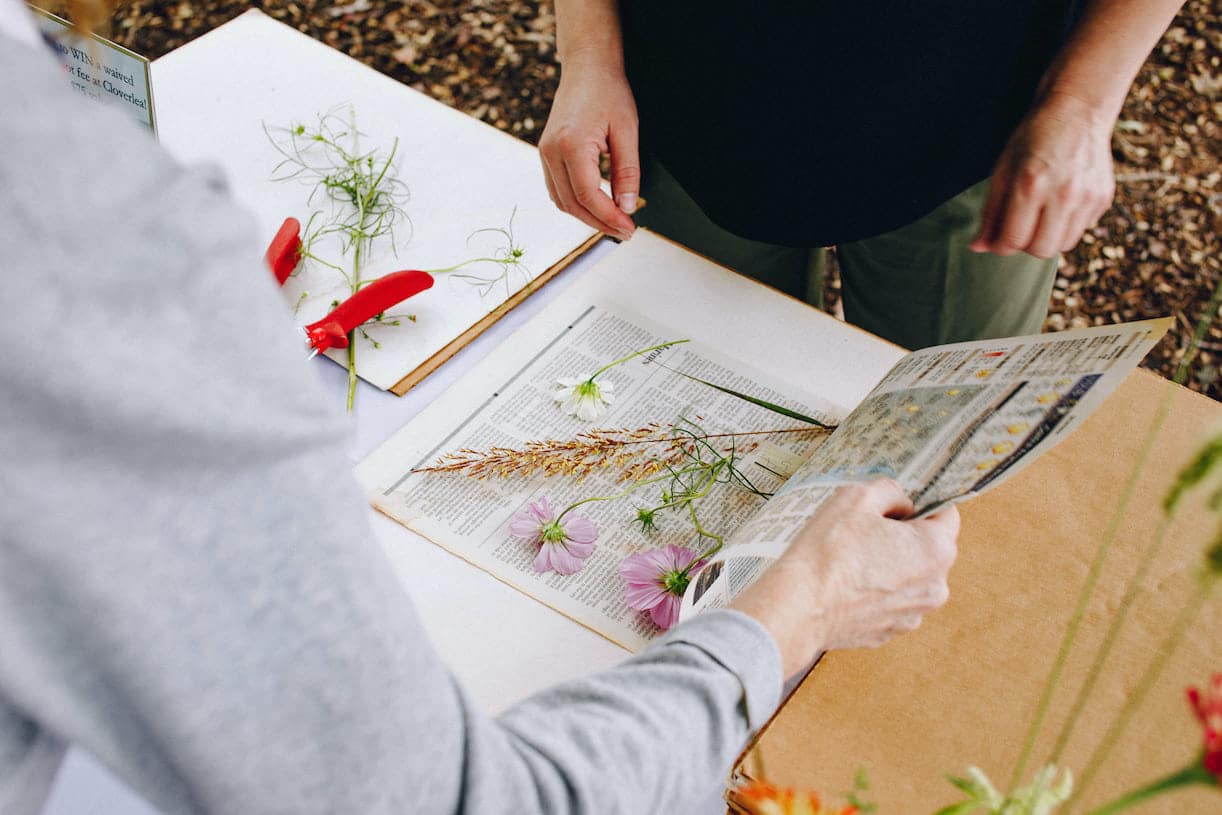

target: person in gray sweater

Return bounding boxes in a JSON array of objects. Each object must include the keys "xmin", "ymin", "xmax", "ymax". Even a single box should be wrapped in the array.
[{"xmin": 0, "ymin": 10, "xmax": 959, "ymax": 814}]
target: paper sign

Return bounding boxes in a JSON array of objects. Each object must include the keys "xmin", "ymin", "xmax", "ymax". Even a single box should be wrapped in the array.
[{"xmin": 30, "ymin": 6, "xmax": 155, "ymax": 132}]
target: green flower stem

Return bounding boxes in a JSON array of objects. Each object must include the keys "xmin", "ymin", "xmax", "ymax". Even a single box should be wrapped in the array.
[
  {"xmin": 347, "ymin": 340, "xmax": 358, "ymax": 411},
  {"xmin": 1011, "ymin": 276, "xmax": 1222, "ymax": 790},
  {"xmin": 1171, "ymin": 276, "xmax": 1222, "ymax": 387},
  {"xmin": 1048, "ymin": 517, "xmax": 1172, "ymax": 764},
  {"xmin": 553, "ymin": 464, "xmax": 706, "ymax": 524},
  {"xmin": 300, "ymin": 248, "xmax": 346, "ymax": 276},
  {"xmin": 660, "ymin": 459, "xmax": 723, "ymax": 518},
  {"xmin": 676, "ymin": 461, "xmax": 721, "ymax": 498},
  {"xmin": 344, "ymin": 186, "xmax": 366, "ymax": 408},
  {"xmin": 346, "ymin": 234, "xmax": 363, "ymax": 413},
  {"xmin": 426, "ymin": 257, "xmax": 523, "ymax": 275},
  {"xmin": 1009, "ymin": 438, "xmax": 1158, "ymax": 789},
  {"xmin": 369, "ymin": 138, "xmax": 397, "ymax": 198},
  {"xmin": 1081, "ymin": 761, "xmax": 1215, "ymax": 815},
  {"xmin": 687, "ymin": 500, "xmax": 724, "ymax": 559},
  {"xmin": 348, "ymin": 257, "xmax": 523, "ymax": 289},
  {"xmin": 342, "ymin": 138, "xmax": 399, "ymax": 412},
  {"xmin": 587, "ymin": 340, "xmax": 690, "ymax": 382},
  {"xmin": 1068, "ymin": 586, "xmax": 1212, "ymax": 810},
  {"xmin": 553, "ymin": 455, "xmax": 729, "ymax": 561}
]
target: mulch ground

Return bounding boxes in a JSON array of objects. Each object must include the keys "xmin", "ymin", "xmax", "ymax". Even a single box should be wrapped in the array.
[{"xmin": 102, "ymin": 0, "xmax": 1222, "ymax": 399}]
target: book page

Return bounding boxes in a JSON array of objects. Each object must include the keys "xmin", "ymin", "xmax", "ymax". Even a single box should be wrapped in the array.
[
  {"xmin": 680, "ymin": 318, "xmax": 1173, "ymax": 619},
  {"xmin": 362, "ymin": 304, "xmax": 842, "ymax": 650}
]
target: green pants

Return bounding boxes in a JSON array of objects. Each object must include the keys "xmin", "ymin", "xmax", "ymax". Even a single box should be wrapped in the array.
[{"xmin": 635, "ymin": 157, "xmax": 1057, "ymax": 350}]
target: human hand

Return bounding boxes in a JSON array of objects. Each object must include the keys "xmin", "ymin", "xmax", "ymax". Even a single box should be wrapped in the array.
[
  {"xmin": 538, "ymin": 57, "xmax": 639, "ymax": 240},
  {"xmin": 970, "ymin": 90, "xmax": 1115, "ymax": 259},
  {"xmin": 731, "ymin": 479, "xmax": 959, "ymax": 677}
]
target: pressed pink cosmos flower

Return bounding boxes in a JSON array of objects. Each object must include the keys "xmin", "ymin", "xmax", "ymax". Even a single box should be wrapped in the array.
[
  {"xmin": 509, "ymin": 497, "xmax": 598, "ymax": 575},
  {"xmin": 619, "ymin": 544, "xmax": 707, "ymax": 630},
  {"xmin": 1188, "ymin": 672, "xmax": 1222, "ymax": 782}
]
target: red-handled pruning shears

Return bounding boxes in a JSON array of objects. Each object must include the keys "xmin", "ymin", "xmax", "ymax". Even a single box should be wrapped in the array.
[
  {"xmin": 263, "ymin": 217, "xmax": 434, "ymax": 358},
  {"xmin": 303, "ymin": 269, "xmax": 435, "ymax": 357}
]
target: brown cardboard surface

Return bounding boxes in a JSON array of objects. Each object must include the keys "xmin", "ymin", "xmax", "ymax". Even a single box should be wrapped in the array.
[{"xmin": 740, "ymin": 369, "xmax": 1222, "ymax": 813}]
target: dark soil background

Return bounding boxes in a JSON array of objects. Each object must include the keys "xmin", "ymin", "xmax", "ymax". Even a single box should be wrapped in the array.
[{"xmin": 103, "ymin": 0, "xmax": 1222, "ymax": 398}]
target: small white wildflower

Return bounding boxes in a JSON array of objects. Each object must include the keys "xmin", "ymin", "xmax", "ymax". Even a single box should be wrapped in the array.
[{"xmin": 554, "ymin": 377, "xmax": 615, "ymax": 421}]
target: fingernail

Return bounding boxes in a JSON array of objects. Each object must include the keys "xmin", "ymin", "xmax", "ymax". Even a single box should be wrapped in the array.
[{"xmin": 616, "ymin": 192, "xmax": 637, "ymax": 214}]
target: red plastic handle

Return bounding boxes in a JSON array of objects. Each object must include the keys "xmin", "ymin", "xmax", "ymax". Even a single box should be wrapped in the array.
[
  {"xmin": 265, "ymin": 217, "xmax": 302, "ymax": 286},
  {"xmin": 305, "ymin": 270, "xmax": 435, "ymax": 353}
]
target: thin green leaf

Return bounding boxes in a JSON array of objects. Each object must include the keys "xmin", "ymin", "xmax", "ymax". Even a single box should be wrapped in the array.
[
  {"xmin": 1205, "ymin": 536, "xmax": 1222, "ymax": 579},
  {"xmin": 946, "ymin": 775, "xmax": 978, "ymax": 796},
  {"xmin": 660, "ymin": 366, "xmax": 832, "ymax": 427},
  {"xmin": 932, "ymin": 801, "xmax": 983, "ymax": 815},
  {"xmin": 1165, "ymin": 434, "xmax": 1222, "ymax": 513}
]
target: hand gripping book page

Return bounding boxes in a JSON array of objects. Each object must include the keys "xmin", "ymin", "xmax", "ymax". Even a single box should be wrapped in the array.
[
  {"xmin": 678, "ymin": 314, "xmax": 1171, "ymax": 621},
  {"xmin": 355, "ymin": 230, "xmax": 897, "ymax": 651}
]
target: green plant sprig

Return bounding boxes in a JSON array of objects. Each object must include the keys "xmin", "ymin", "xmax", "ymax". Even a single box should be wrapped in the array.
[
  {"xmin": 552, "ymin": 417, "xmax": 785, "ymax": 562},
  {"xmin": 269, "ymin": 110, "xmax": 535, "ymax": 410},
  {"xmin": 268, "ymin": 108, "xmax": 411, "ymax": 409},
  {"xmin": 444, "ymin": 210, "xmax": 531, "ymax": 296}
]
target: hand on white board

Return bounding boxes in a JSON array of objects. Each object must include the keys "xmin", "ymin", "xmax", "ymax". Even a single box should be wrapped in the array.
[{"xmin": 539, "ymin": 58, "xmax": 640, "ymax": 241}]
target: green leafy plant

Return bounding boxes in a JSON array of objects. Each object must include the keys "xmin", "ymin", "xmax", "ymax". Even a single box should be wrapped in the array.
[{"xmin": 266, "ymin": 107, "xmax": 530, "ymax": 409}]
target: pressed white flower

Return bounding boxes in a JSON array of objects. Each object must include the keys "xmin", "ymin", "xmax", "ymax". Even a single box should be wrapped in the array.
[
  {"xmin": 551, "ymin": 340, "xmax": 687, "ymax": 422},
  {"xmin": 554, "ymin": 377, "xmax": 615, "ymax": 421}
]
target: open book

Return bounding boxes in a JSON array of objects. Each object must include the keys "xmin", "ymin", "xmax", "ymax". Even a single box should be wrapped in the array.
[{"xmin": 356, "ymin": 230, "xmax": 1169, "ymax": 650}]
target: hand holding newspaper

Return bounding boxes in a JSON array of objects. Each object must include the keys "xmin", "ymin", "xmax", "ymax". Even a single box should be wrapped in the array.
[
  {"xmin": 680, "ymin": 316, "xmax": 1168, "ymax": 620},
  {"xmin": 356, "ymin": 232, "xmax": 1170, "ymax": 650}
]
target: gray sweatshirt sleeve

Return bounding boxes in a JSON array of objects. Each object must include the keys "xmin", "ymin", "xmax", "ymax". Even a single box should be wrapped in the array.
[{"xmin": 0, "ymin": 39, "xmax": 782, "ymax": 815}]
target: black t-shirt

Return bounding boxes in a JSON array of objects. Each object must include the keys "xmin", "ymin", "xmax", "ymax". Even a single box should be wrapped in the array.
[{"xmin": 621, "ymin": 2, "xmax": 1083, "ymax": 246}]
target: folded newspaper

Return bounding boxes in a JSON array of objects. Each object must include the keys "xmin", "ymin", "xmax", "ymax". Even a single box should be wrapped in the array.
[
  {"xmin": 679, "ymin": 315, "xmax": 1171, "ymax": 623},
  {"xmin": 358, "ymin": 288, "xmax": 1170, "ymax": 651}
]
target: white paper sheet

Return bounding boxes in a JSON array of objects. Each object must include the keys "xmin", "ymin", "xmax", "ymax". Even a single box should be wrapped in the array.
[{"xmin": 151, "ymin": 10, "xmax": 597, "ymax": 391}]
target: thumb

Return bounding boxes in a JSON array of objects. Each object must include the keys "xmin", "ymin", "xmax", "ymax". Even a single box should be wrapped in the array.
[{"xmin": 608, "ymin": 118, "xmax": 641, "ymax": 215}]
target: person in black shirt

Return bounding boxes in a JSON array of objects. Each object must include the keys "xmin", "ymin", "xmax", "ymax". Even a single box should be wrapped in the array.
[{"xmin": 539, "ymin": 1, "xmax": 1186, "ymax": 349}]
